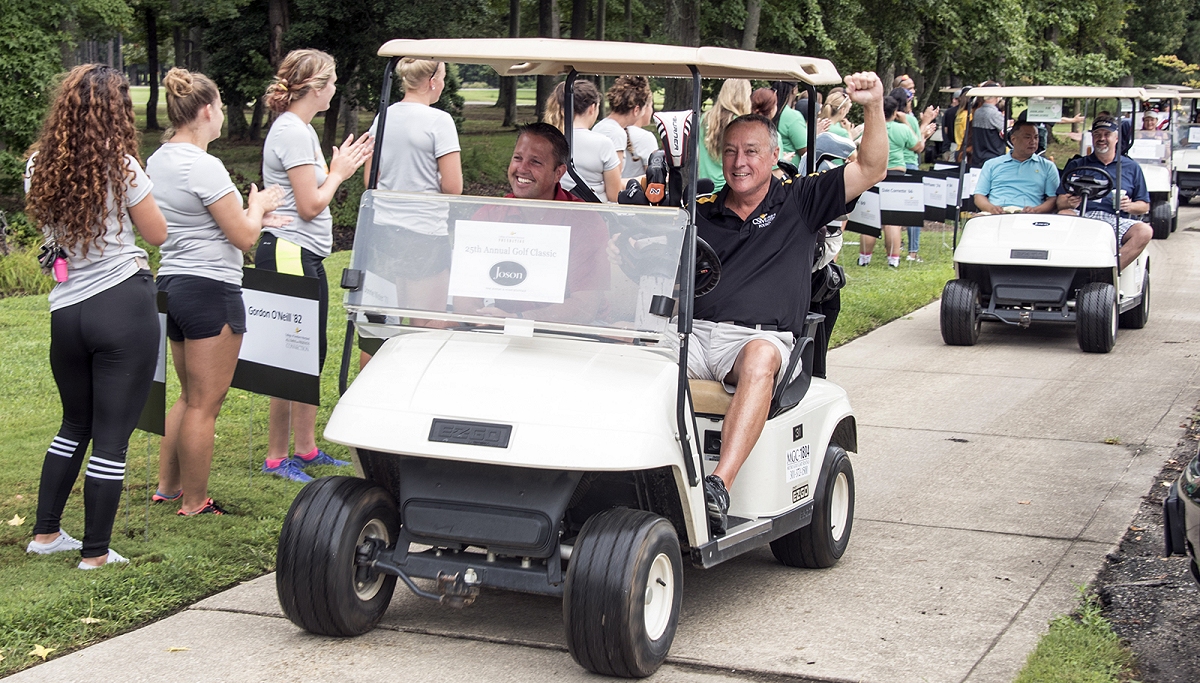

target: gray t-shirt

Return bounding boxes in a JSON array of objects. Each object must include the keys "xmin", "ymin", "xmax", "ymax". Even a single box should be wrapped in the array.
[
  {"xmin": 147, "ymin": 143, "xmax": 242, "ymax": 285},
  {"xmin": 262, "ymin": 112, "xmax": 332, "ymax": 257},
  {"xmin": 559, "ymin": 127, "xmax": 620, "ymax": 201},
  {"xmin": 974, "ymin": 103, "xmax": 1005, "ymax": 130},
  {"xmin": 591, "ymin": 118, "xmax": 661, "ymax": 178},
  {"xmin": 367, "ymin": 102, "xmax": 460, "ymax": 193},
  {"xmin": 25, "ymin": 154, "xmax": 153, "ymax": 312}
]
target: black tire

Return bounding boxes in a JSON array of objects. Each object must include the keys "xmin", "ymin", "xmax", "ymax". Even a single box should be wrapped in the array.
[
  {"xmin": 563, "ymin": 508, "xmax": 682, "ymax": 678},
  {"xmin": 1076, "ymin": 282, "xmax": 1117, "ymax": 353},
  {"xmin": 277, "ymin": 476, "xmax": 399, "ymax": 637},
  {"xmin": 770, "ymin": 445, "xmax": 854, "ymax": 568},
  {"xmin": 1151, "ymin": 199, "xmax": 1171, "ymax": 240},
  {"xmin": 940, "ymin": 279, "xmax": 981, "ymax": 346},
  {"xmin": 1118, "ymin": 266, "xmax": 1149, "ymax": 330}
]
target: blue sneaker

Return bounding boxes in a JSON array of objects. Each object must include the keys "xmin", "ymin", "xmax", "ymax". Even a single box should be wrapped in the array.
[
  {"xmin": 262, "ymin": 458, "xmax": 313, "ymax": 482},
  {"xmin": 294, "ymin": 449, "xmax": 350, "ymax": 468}
]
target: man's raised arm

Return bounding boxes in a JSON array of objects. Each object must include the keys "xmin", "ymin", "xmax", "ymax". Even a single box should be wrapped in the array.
[{"xmin": 841, "ymin": 72, "xmax": 888, "ymax": 201}]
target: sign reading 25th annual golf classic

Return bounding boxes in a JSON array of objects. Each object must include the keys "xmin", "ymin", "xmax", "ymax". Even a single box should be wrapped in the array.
[{"xmin": 448, "ymin": 220, "xmax": 572, "ymax": 304}]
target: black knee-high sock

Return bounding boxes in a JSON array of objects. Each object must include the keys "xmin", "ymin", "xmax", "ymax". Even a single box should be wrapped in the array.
[
  {"xmin": 33, "ymin": 433, "xmax": 89, "ymax": 536},
  {"xmin": 81, "ymin": 451, "xmax": 127, "ymax": 558}
]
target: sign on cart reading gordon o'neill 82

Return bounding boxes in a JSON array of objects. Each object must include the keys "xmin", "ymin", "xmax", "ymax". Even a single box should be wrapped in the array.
[{"xmin": 448, "ymin": 220, "xmax": 572, "ymax": 304}]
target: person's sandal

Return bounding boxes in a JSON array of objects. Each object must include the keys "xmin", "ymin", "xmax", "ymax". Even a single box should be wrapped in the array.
[{"xmin": 177, "ymin": 498, "xmax": 227, "ymax": 516}]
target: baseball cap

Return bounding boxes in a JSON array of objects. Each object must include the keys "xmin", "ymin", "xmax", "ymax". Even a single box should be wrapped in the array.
[{"xmin": 1092, "ymin": 119, "xmax": 1119, "ymax": 133}]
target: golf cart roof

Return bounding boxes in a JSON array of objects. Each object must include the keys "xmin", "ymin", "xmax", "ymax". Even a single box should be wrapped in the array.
[
  {"xmin": 1175, "ymin": 90, "xmax": 1200, "ymax": 100},
  {"xmin": 1143, "ymin": 86, "xmax": 1185, "ymax": 100},
  {"xmin": 377, "ymin": 38, "xmax": 842, "ymax": 84},
  {"xmin": 964, "ymin": 86, "xmax": 1149, "ymax": 100}
]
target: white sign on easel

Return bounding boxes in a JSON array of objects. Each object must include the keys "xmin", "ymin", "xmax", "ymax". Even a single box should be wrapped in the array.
[
  {"xmin": 448, "ymin": 220, "xmax": 572, "ymax": 304},
  {"xmin": 961, "ymin": 168, "xmax": 982, "ymax": 199},
  {"xmin": 1025, "ymin": 98, "xmax": 1063, "ymax": 123},
  {"xmin": 879, "ymin": 182, "xmax": 923, "ymax": 212},
  {"xmin": 923, "ymin": 176, "xmax": 946, "ymax": 208},
  {"xmin": 846, "ymin": 188, "xmax": 881, "ymax": 236},
  {"xmin": 240, "ymin": 289, "xmax": 321, "ymax": 376}
]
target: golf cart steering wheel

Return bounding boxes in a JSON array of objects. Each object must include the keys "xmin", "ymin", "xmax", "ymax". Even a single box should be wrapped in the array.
[
  {"xmin": 695, "ymin": 236, "xmax": 721, "ymax": 296},
  {"xmin": 1063, "ymin": 166, "xmax": 1114, "ymax": 200}
]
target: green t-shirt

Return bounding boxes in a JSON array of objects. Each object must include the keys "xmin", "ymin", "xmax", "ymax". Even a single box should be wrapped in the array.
[
  {"xmin": 828, "ymin": 123, "xmax": 852, "ymax": 138},
  {"xmin": 778, "ymin": 106, "xmax": 808, "ymax": 157},
  {"xmin": 887, "ymin": 120, "xmax": 918, "ymax": 170},
  {"xmin": 903, "ymin": 113, "xmax": 921, "ymax": 166},
  {"xmin": 697, "ymin": 118, "xmax": 725, "ymax": 192}
]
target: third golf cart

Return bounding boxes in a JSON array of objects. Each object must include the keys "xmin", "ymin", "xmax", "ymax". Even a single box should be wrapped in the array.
[
  {"xmin": 941, "ymin": 86, "xmax": 1150, "ymax": 353},
  {"xmin": 274, "ymin": 38, "xmax": 859, "ymax": 678}
]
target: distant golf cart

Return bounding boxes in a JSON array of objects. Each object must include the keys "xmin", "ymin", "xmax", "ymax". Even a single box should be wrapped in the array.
[
  {"xmin": 1171, "ymin": 89, "xmax": 1200, "ymax": 207},
  {"xmin": 1137, "ymin": 86, "xmax": 1182, "ymax": 237},
  {"xmin": 273, "ymin": 39, "xmax": 860, "ymax": 678},
  {"xmin": 941, "ymin": 86, "xmax": 1150, "ymax": 353}
]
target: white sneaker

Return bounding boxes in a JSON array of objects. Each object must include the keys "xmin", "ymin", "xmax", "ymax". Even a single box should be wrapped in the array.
[
  {"xmin": 78, "ymin": 549, "xmax": 128, "ymax": 570},
  {"xmin": 26, "ymin": 529, "xmax": 83, "ymax": 555},
  {"xmin": 857, "ymin": 254, "xmax": 872, "ymax": 266},
  {"xmin": 887, "ymin": 256, "xmax": 900, "ymax": 268}
]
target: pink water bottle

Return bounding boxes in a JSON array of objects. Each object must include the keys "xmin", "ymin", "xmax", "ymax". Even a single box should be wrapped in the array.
[{"xmin": 52, "ymin": 256, "xmax": 68, "ymax": 283}]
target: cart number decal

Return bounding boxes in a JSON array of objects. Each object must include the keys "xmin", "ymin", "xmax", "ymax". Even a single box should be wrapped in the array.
[
  {"xmin": 429, "ymin": 419, "xmax": 513, "ymax": 448},
  {"xmin": 786, "ymin": 445, "xmax": 811, "ymax": 482}
]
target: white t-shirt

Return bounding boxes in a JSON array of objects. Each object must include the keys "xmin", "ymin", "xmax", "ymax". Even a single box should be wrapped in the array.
[
  {"xmin": 262, "ymin": 112, "xmax": 332, "ymax": 257},
  {"xmin": 147, "ymin": 143, "xmax": 242, "ymax": 285},
  {"xmin": 559, "ymin": 127, "xmax": 620, "ymax": 201},
  {"xmin": 367, "ymin": 102, "xmax": 461, "ymax": 236},
  {"xmin": 592, "ymin": 118, "xmax": 660, "ymax": 178},
  {"xmin": 25, "ymin": 154, "xmax": 154, "ymax": 312}
]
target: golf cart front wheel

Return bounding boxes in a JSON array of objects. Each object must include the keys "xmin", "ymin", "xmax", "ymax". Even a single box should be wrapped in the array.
[
  {"xmin": 277, "ymin": 476, "xmax": 400, "ymax": 637},
  {"xmin": 770, "ymin": 445, "xmax": 854, "ymax": 568},
  {"xmin": 940, "ymin": 279, "xmax": 981, "ymax": 346},
  {"xmin": 1118, "ymin": 266, "xmax": 1150, "ymax": 330},
  {"xmin": 1151, "ymin": 199, "xmax": 1171, "ymax": 240},
  {"xmin": 564, "ymin": 507, "xmax": 682, "ymax": 678},
  {"xmin": 1076, "ymin": 282, "xmax": 1117, "ymax": 353}
]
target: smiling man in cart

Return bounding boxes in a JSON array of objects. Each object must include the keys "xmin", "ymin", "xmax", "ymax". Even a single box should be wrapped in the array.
[{"xmin": 694, "ymin": 72, "xmax": 888, "ymax": 534}]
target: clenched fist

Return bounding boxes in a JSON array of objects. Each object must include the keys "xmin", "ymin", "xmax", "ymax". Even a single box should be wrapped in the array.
[{"xmin": 844, "ymin": 72, "xmax": 883, "ymax": 106}]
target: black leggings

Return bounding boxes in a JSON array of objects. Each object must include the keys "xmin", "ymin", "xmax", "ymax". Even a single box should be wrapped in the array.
[{"xmin": 34, "ymin": 270, "xmax": 160, "ymax": 558}]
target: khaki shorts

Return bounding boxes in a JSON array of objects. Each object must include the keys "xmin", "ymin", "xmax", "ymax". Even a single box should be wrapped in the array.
[{"xmin": 685, "ymin": 320, "xmax": 795, "ymax": 393}]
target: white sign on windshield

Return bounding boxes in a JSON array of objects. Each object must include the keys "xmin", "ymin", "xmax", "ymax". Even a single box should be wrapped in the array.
[
  {"xmin": 1129, "ymin": 139, "xmax": 1164, "ymax": 160},
  {"xmin": 1025, "ymin": 98, "xmax": 1063, "ymax": 123},
  {"xmin": 1190, "ymin": 127, "xmax": 1200, "ymax": 145},
  {"xmin": 448, "ymin": 220, "xmax": 572, "ymax": 304}
]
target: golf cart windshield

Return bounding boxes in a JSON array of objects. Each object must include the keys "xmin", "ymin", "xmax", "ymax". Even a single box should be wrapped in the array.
[{"xmin": 345, "ymin": 190, "xmax": 688, "ymax": 342}]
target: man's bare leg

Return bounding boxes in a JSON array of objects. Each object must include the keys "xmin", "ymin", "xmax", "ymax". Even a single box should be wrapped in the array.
[
  {"xmin": 711, "ymin": 340, "xmax": 783, "ymax": 489},
  {"xmin": 1119, "ymin": 222, "xmax": 1152, "ymax": 271}
]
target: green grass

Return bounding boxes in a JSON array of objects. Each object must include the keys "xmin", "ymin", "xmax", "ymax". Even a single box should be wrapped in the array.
[
  {"xmin": 1014, "ymin": 591, "xmax": 1138, "ymax": 683},
  {"xmin": 0, "ymin": 251, "xmax": 358, "ymax": 677},
  {"xmin": 0, "ymin": 248, "xmax": 51, "ymax": 298},
  {"xmin": 460, "ymin": 87, "xmax": 537, "ymax": 105}
]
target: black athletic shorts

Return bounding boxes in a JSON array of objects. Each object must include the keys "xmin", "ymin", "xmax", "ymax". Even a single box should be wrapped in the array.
[{"xmin": 156, "ymin": 274, "xmax": 247, "ymax": 342}]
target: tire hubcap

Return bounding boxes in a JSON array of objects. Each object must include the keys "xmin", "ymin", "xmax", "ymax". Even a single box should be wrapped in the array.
[
  {"xmin": 643, "ymin": 553, "xmax": 674, "ymax": 641},
  {"xmin": 353, "ymin": 518, "xmax": 390, "ymax": 600},
  {"xmin": 830, "ymin": 472, "xmax": 850, "ymax": 542}
]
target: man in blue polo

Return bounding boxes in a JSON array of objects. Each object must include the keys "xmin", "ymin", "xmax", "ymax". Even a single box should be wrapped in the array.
[
  {"xmin": 1056, "ymin": 115, "xmax": 1153, "ymax": 270},
  {"xmin": 972, "ymin": 120, "xmax": 1059, "ymax": 214}
]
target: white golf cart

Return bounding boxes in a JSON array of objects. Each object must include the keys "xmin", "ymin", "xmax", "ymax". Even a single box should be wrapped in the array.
[
  {"xmin": 1137, "ymin": 86, "xmax": 1183, "ymax": 237},
  {"xmin": 941, "ymin": 86, "xmax": 1150, "ymax": 353},
  {"xmin": 274, "ymin": 39, "xmax": 859, "ymax": 678},
  {"xmin": 1172, "ymin": 89, "xmax": 1200, "ymax": 207}
]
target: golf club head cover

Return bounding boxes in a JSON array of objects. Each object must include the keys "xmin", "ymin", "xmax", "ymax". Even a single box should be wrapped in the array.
[
  {"xmin": 696, "ymin": 178, "xmax": 715, "ymax": 196},
  {"xmin": 618, "ymin": 178, "xmax": 650, "ymax": 205},
  {"xmin": 654, "ymin": 111, "xmax": 693, "ymax": 170},
  {"xmin": 645, "ymin": 150, "xmax": 667, "ymax": 205}
]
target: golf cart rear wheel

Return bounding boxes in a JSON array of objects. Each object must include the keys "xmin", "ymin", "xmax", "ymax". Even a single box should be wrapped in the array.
[
  {"xmin": 1151, "ymin": 199, "xmax": 1171, "ymax": 240},
  {"xmin": 940, "ymin": 279, "xmax": 981, "ymax": 346},
  {"xmin": 770, "ymin": 445, "xmax": 854, "ymax": 569},
  {"xmin": 1118, "ymin": 267, "xmax": 1150, "ymax": 330},
  {"xmin": 277, "ymin": 476, "xmax": 399, "ymax": 637},
  {"xmin": 1076, "ymin": 282, "xmax": 1117, "ymax": 353},
  {"xmin": 564, "ymin": 507, "xmax": 682, "ymax": 678}
]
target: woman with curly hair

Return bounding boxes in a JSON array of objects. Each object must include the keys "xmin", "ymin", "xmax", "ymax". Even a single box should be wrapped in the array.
[
  {"xmin": 257, "ymin": 49, "xmax": 372, "ymax": 481},
  {"xmin": 147, "ymin": 67, "xmax": 288, "ymax": 515},
  {"xmin": 23, "ymin": 64, "xmax": 168, "ymax": 568},
  {"xmin": 697, "ymin": 79, "xmax": 751, "ymax": 192},
  {"xmin": 592, "ymin": 75, "xmax": 659, "ymax": 178}
]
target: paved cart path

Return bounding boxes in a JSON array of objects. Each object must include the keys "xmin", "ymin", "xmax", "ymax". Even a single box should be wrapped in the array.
[{"xmin": 15, "ymin": 207, "xmax": 1200, "ymax": 683}]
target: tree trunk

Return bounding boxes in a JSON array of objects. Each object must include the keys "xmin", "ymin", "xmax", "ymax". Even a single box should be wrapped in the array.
[
  {"xmin": 741, "ymin": 0, "xmax": 761, "ymax": 50},
  {"xmin": 59, "ymin": 17, "xmax": 77, "ymax": 69},
  {"xmin": 250, "ymin": 96, "xmax": 266, "ymax": 141},
  {"xmin": 323, "ymin": 92, "xmax": 341, "ymax": 152},
  {"xmin": 227, "ymin": 99, "xmax": 249, "ymax": 140},
  {"xmin": 596, "ymin": 0, "xmax": 607, "ymax": 116},
  {"xmin": 268, "ymin": 0, "xmax": 289, "ymax": 69},
  {"xmin": 663, "ymin": 0, "xmax": 699, "ymax": 112},
  {"xmin": 501, "ymin": 0, "xmax": 521, "ymax": 127},
  {"xmin": 342, "ymin": 99, "xmax": 359, "ymax": 140},
  {"xmin": 536, "ymin": 0, "xmax": 559, "ymax": 121},
  {"xmin": 188, "ymin": 26, "xmax": 204, "ymax": 71},
  {"xmin": 571, "ymin": 0, "xmax": 588, "ymax": 39},
  {"xmin": 625, "ymin": 0, "xmax": 632, "ymax": 41},
  {"xmin": 145, "ymin": 8, "xmax": 161, "ymax": 131}
]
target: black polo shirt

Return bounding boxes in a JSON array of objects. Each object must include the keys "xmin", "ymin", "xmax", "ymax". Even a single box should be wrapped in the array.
[{"xmin": 694, "ymin": 167, "xmax": 855, "ymax": 333}]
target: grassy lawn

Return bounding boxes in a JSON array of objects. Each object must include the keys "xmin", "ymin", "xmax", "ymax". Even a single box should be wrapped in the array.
[
  {"xmin": 1014, "ymin": 593, "xmax": 1137, "ymax": 682},
  {"xmin": 460, "ymin": 87, "xmax": 537, "ymax": 106}
]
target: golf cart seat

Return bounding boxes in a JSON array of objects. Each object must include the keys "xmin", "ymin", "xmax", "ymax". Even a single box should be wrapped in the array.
[{"xmin": 689, "ymin": 314, "xmax": 822, "ymax": 418}]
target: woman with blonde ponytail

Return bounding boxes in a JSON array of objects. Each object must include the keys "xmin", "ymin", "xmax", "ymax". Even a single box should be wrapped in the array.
[
  {"xmin": 257, "ymin": 49, "xmax": 373, "ymax": 481},
  {"xmin": 145, "ymin": 67, "xmax": 289, "ymax": 515},
  {"xmin": 697, "ymin": 79, "xmax": 751, "ymax": 192}
]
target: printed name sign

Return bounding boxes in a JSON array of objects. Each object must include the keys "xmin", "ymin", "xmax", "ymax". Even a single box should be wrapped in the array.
[
  {"xmin": 1025, "ymin": 98, "xmax": 1063, "ymax": 123},
  {"xmin": 136, "ymin": 291, "xmax": 168, "ymax": 436},
  {"xmin": 845, "ymin": 187, "xmax": 881, "ymax": 237},
  {"xmin": 921, "ymin": 173, "xmax": 947, "ymax": 222},
  {"xmin": 232, "ymin": 267, "xmax": 321, "ymax": 405},
  {"xmin": 879, "ymin": 175, "xmax": 926, "ymax": 227},
  {"xmin": 448, "ymin": 220, "xmax": 572, "ymax": 304}
]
